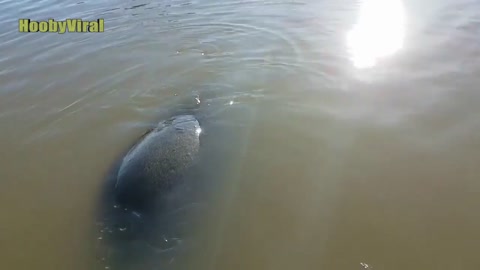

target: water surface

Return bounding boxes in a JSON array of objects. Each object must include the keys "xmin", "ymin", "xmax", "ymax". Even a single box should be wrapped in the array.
[{"xmin": 1, "ymin": 0, "xmax": 480, "ymax": 269}]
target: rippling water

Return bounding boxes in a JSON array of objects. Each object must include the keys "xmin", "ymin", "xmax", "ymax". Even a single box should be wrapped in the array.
[{"xmin": 1, "ymin": 0, "xmax": 480, "ymax": 269}]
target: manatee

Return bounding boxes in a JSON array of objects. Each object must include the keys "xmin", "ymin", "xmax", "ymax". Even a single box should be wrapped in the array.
[{"xmin": 113, "ymin": 114, "xmax": 201, "ymax": 213}]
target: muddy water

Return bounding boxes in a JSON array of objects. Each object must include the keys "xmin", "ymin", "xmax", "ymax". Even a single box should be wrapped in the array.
[{"xmin": 1, "ymin": 0, "xmax": 480, "ymax": 269}]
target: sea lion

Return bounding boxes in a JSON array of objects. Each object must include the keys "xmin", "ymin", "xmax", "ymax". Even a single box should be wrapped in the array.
[{"xmin": 113, "ymin": 114, "xmax": 201, "ymax": 213}]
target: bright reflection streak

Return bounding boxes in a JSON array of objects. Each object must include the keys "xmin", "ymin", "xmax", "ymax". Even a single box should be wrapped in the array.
[{"xmin": 346, "ymin": 0, "xmax": 406, "ymax": 69}]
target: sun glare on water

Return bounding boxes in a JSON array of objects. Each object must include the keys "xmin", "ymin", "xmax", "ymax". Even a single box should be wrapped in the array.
[{"xmin": 347, "ymin": 0, "xmax": 406, "ymax": 69}]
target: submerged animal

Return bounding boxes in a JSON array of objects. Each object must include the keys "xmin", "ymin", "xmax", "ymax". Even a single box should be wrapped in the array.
[
  {"xmin": 113, "ymin": 114, "xmax": 202, "ymax": 213},
  {"xmin": 94, "ymin": 114, "xmax": 202, "ymax": 270}
]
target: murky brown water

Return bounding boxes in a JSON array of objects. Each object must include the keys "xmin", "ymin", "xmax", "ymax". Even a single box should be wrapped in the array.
[{"xmin": 1, "ymin": 0, "xmax": 480, "ymax": 269}]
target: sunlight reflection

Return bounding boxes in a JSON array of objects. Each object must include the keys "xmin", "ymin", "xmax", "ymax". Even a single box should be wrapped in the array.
[{"xmin": 346, "ymin": 0, "xmax": 406, "ymax": 69}]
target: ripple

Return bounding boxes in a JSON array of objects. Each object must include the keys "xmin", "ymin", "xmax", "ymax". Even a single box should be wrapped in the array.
[
  {"xmin": 167, "ymin": 21, "xmax": 302, "ymax": 63},
  {"xmin": 193, "ymin": 0, "xmax": 306, "ymax": 10}
]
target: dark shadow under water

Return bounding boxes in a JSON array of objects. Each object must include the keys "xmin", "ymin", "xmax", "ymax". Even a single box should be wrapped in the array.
[{"xmin": 95, "ymin": 157, "xmax": 208, "ymax": 270}]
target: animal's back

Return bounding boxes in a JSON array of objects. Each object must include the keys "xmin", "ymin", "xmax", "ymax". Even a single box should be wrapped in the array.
[{"xmin": 114, "ymin": 115, "xmax": 201, "ymax": 211}]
